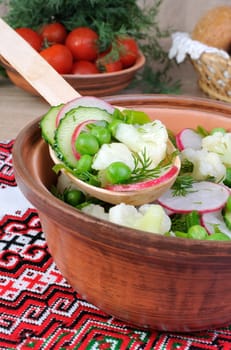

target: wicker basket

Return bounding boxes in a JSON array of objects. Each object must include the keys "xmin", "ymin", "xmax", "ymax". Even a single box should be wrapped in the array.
[
  {"xmin": 191, "ymin": 52, "xmax": 231, "ymax": 103},
  {"xmin": 169, "ymin": 32, "xmax": 231, "ymax": 103}
]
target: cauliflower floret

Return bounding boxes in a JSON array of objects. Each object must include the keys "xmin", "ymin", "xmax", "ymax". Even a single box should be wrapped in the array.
[
  {"xmin": 114, "ymin": 123, "xmax": 143, "ymax": 152},
  {"xmin": 181, "ymin": 148, "xmax": 226, "ymax": 182},
  {"xmin": 92, "ymin": 143, "xmax": 135, "ymax": 171},
  {"xmin": 109, "ymin": 203, "xmax": 171, "ymax": 234},
  {"xmin": 202, "ymin": 132, "xmax": 231, "ymax": 167},
  {"xmin": 138, "ymin": 120, "xmax": 168, "ymax": 144},
  {"xmin": 81, "ymin": 204, "xmax": 109, "ymax": 221},
  {"xmin": 115, "ymin": 120, "xmax": 168, "ymax": 168},
  {"xmin": 137, "ymin": 142, "xmax": 167, "ymax": 169},
  {"xmin": 136, "ymin": 204, "xmax": 171, "ymax": 234},
  {"xmin": 109, "ymin": 203, "xmax": 142, "ymax": 227},
  {"xmin": 80, "ymin": 202, "xmax": 171, "ymax": 235}
]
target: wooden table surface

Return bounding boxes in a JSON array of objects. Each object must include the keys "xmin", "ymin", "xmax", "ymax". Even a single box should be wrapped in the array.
[{"xmin": 0, "ymin": 60, "xmax": 205, "ymax": 141}]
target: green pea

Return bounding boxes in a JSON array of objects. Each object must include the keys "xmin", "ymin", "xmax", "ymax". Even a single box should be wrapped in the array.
[
  {"xmin": 64, "ymin": 189, "xmax": 85, "ymax": 206},
  {"xmin": 91, "ymin": 125, "xmax": 111, "ymax": 145},
  {"xmin": 187, "ymin": 225, "xmax": 208, "ymax": 240},
  {"xmin": 75, "ymin": 132, "xmax": 99, "ymax": 155},
  {"xmin": 105, "ymin": 162, "xmax": 131, "ymax": 184}
]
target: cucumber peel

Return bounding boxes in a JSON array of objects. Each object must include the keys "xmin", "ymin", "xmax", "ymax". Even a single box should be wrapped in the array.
[
  {"xmin": 54, "ymin": 106, "xmax": 112, "ymax": 168},
  {"xmin": 40, "ymin": 104, "xmax": 63, "ymax": 146}
]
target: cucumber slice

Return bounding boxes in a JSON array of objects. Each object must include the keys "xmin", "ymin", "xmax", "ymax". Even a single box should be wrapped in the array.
[
  {"xmin": 40, "ymin": 104, "xmax": 63, "ymax": 146},
  {"xmin": 55, "ymin": 106, "xmax": 112, "ymax": 168}
]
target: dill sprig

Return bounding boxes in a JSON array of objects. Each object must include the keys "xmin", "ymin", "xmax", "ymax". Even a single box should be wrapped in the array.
[
  {"xmin": 129, "ymin": 149, "xmax": 172, "ymax": 183},
  {"xmin": 171, "ymin": 175, "xmax": 194, "ymax": 197}
]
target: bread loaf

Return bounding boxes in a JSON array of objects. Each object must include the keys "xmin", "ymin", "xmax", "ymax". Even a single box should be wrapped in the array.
[{"xmin": 192, "ymin": 6, "xmax": 231, "ymax": 52}]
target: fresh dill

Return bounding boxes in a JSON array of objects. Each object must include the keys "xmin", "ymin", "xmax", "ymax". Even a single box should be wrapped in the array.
[
  {"xmin": 129, "ymin": 149, "xmax": 172, "ymax": 183},
  {"xmin": 171, "ymin": 175, "xmax": 194, "ymax": 197}
]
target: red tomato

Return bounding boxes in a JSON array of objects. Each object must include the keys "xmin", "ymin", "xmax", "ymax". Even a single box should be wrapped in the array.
[
  {"xmin": 40, "ymin": 44, "xmax": 73, "ymax": 74},
  {"xmin": 40, "ymin": 22, "xmax": 67, "ymax": 44},
  {"xmin": 116, "ymin": 36, "xmax": 139, "ymax": 68},
  {"xmin": 97, "ymin": 57, "xmax": 123, "ymax": 73},
  {"xmin": 16, "ymin": 27, "xmax": 43, "ymax": 51},
  {"xmin": 71, "ymin": 61, "xmax": 99, "ymax": 74},
  {"xmin": 65, "ymin": 27, "xmax": 99, "ymax": 61}
]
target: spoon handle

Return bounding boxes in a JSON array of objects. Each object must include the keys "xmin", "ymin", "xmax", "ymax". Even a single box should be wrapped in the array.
[{"xmin": 0, "ymin": 18, "xmax": 80, "ymax": 105}]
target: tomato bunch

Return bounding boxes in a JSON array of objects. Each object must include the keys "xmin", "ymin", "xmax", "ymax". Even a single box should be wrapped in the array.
[{"xmin": 15, "ymin": 23, "xmax": 139, "ymax": 75}]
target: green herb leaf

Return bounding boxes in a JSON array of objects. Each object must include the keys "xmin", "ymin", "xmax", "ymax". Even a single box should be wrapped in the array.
[
  {"xmin": 171, "ymin": 175, "xmax": 194, "ymax": 197},
  {"xmin": 129, "ymin": 149, "xmax": 172, "ymax": 183}
]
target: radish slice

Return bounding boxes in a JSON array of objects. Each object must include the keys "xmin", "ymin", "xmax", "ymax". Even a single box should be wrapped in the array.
[
  {"xmin": 56, "ymin": 96, "xmax": 115, "ymax": 127},
  {"xmin": 106, "ymin": 165, "xmax": 179, "ymax": 191},
  {"xmin": 201, "ymin": 210, "xmax": 231, "ymax": 237},
  {"xmin": 71, "ymin": 119, "xmax": 96, "ymax": 160},
  {"xmin": 176, "ymin": 128, "xmax": 203, "ymax": 151},
  {"xmin": 158, "ymin": 181, "xmax": 230, "ymax": 214}
]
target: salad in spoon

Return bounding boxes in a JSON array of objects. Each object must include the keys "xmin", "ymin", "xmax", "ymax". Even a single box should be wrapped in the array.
[{"xmin": 41, "ymin": 96, "xmax": 180, "ymax": 206}]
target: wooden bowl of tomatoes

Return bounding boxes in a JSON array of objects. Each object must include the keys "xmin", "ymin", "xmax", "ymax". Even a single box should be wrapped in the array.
[
  {"xmin": 12, "ymin": 93, "xmax": 231, "ymax": 332},
  {"xmin": 62, "ymin": 52, "xmax": 145, "ymax": 96},
  {"xmin": 1, "ymin": 23, "xmax": 145, "ymax": 97}
]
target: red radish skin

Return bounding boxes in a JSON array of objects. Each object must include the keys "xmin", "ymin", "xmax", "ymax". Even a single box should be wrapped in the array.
[
  {"xmin": 106, "ymin": 165, "xmax": 179, "ymax": 191},
  {"xmin": 71, "ymin": 120, "xmax": 96, "ymax": 160},
  {"xmin": 175, "ymin": 128, "xmax": 203, "ymax": 151},
  {"xmin": 158, "ymin": 181, "xmax": 230, "ymax": 214},
  {"xmin": 201, "ymin": 210, "xmax": 231, "ymax": 237},
  {"xmin": 56, "ymin": 96, "xmax": 114, "ymax": 126}
]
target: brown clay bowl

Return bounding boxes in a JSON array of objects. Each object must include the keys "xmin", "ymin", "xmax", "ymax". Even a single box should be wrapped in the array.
[
  {"xmin": 12, "ymin": 94, "xmax": 231, "ymax": 332},
  {"xmin": 0, "ymin": 52, "xmax": 145, "ymax": 97}
]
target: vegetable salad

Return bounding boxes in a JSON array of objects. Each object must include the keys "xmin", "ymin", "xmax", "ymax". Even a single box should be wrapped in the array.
[{"xmin": 41, "ymin": 96, "xmax": 231, "ymax": 241}]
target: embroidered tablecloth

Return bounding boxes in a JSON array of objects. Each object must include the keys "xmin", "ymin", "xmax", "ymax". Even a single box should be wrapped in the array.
[{"xmin": 1, "ymin": 139, "xmax": 231, "ymax": 350}]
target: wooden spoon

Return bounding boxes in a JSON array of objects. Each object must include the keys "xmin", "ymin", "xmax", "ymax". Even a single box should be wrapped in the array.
[
  {"xmin": 0, "ymin": 18, "xmax": 79, "ymax": 105},
  {"xmin": 0, "ymin": 18, "xmax": 180, "ymax": 205}
]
